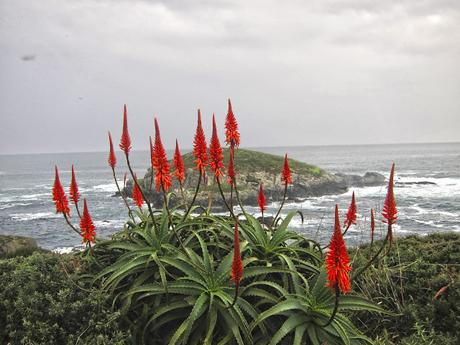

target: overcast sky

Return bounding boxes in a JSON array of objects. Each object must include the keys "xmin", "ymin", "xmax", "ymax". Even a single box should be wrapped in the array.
[{"xmin": 0, "ymin": 0, "xmax": 459, "ymax": 154}]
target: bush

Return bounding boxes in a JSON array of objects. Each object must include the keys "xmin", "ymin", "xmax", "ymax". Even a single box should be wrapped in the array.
[
  {"xmin": 0, "ymin": 252, "xmax": 131, "ymax": 344},
  {"xmin": 350, "ymin": 232, "xmax": 460, "ymax": 344}
]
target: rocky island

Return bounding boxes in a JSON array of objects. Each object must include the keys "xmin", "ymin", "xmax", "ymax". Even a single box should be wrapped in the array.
[{"xmin": 121, "ymin": 148, "xmax": 386, "ymax": 209}]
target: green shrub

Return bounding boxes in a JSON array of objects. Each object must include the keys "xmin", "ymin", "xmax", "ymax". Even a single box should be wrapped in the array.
[
  {"xmin": 0, "ymin": 252, "xmax": 131, "ymax": 344},
  {"xmin": 350, "ymin": 233, "xmax": 460, "ymax": 343}
]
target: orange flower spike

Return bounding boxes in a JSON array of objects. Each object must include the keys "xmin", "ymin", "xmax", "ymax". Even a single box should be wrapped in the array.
[
  {"xmin": 52, "ymin": 166, "xmax": 70, "ymax": 216},
  {"xmin": 344, "ymin": 191, "xmax": 357, "ymax": 228},
  {"xmin": 325, "ymin": 205, "xmax": 352, "ymax": 293},
  {"xmin": 382, "ymin": 163, "xmax": 397, "ymax": 244},
  {"xmin": 382, "ymin": 163, "xmax": 397, "ymax": 225},
  {"xmin": 258, "ymin": 183, "xmax": 266, "ymax": 214},
  {"xmin": 108, "ymin": 131, "xmax": 117, "ymax": 169},
  {"xmin": 225, "ymin": 99, "xmax": 240, "ymax": 147},
  {"xmin": 281, "ymin": 154, "xmax": 293, "ymax": 185},
  {"xmin": 69, "ymin": 164, "xmax": 80, "ymax": 205},
  {"xmin": 209, "ymin": 114, "xmax": 224, "ymax": 178},
  {"xmin": 193, "ymin": 109, "xmax": 208, "ymax": 173},
  {"xmin": 80, "ymin": 199, "xmax": 96, "ymax": 245},
  {"xmin": 119, "ymin": 104, "xmax": 132, "ymax": 155},
  {"xmin": 132, "ymin": 174, "xmax": 144, "ymax": 208},
  {"xmin": 370, "ymin": 208, "xmax": 375, "ymax": 245},
  {"xmin": 173, "ymin": 139, "xmax": 186, "ymax": 184},
  {"xmin": 153, "ymin": 118, "xmax": 172, "ymax": 192},
  {"xmin": 231, "ymin": 222, "xmax": 244, "ymax": 285},
  {"xmin": 227, "ymin": 146, "xmax": 236, "ymax": 186}
]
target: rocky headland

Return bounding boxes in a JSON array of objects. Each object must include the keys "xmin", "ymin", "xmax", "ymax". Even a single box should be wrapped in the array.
[{"xmin": 120, "ymin": 148, "xmax": 386, "ymax": 209}]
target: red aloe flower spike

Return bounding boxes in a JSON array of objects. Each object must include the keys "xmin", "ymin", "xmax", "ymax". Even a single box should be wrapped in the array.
[
  {"xmin": 132, "ymin": 174, "xmax": 144, "ymax": 208},
  {"xmin": 225, "ymin": 99, "xmax": 240, "ymax": 147},
  {"xmin": 370, "ymin": 208, "xmax": 375, "ymax": 245},
  {"xmin": 227, "ymin": 146, "xmax": 236, "ymax": 186},
  {"xmin": 231, "ymin": 222, "xmax": 244, "ymax": 285},
  {"xmin": 52, "ymin": 166, "xmax": 70, "ymax": 216},
  {"xmin": 258, "ymin": 182, "xmax": 266, "ymax": 214},
  {"xmin": 209, "ymin": 114, "xmax": 224, "ymax": 179},
  {"xmin": 344, "ymin": 191, "xmax": 357, "ymax": 229},
  {"xmin": 174, "ymin": 139, "xmax": 186, "ymax": 184},
  {"xmin": 69, "ymin": 164, "xmax": 80, "ymax": 205},
  {"xmin": 281, "ymin": 153, "xmax": 293, "ymax": 185},
  {"xmin": 193, "ymin": 109, "xmax": 208, "ymax": 173},
  {"xmin": 153, "ymin": 118, "xmax": 172, "ymax": 192},
  {"xmin": 108, "ymin": 131, "xmax": 117, "ymax": 168},
  {"xmin": 80, "ymin": 199, "xmax": 96, "ymax": 245},
  {"xmin": 325, "ymin": 205, "xmax": 352, "ymax": 293},
  {"xmin": 119, "ymin": 104, "xmax": 132, "ymax": 155},
  {"xmin": 382, "ymin": 163, "xmax": 397, "ymax": 244}
]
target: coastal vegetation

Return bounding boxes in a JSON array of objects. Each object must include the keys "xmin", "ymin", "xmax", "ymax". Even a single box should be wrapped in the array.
[
  {"xmin": 1, "ymin": 233, "xmax": 457, "ymax": 344},
  {"xmin": 1, "ymin": 100, "xmax": 456, "ymax": 344}
]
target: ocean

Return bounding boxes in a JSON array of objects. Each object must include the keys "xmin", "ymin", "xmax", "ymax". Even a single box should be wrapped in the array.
[{"xmin": 1, "ymin": 142, "xmax": 459, "ymax": 252}]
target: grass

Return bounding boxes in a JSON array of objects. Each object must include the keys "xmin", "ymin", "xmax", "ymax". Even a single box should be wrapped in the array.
[{"xmin": 180, "ymin": 148, "xmax": 324, "ymax": 177}]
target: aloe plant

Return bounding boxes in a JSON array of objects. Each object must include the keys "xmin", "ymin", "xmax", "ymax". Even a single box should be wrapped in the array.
[{"xmin": 52, "ymin": 101, "xmax": 397, "ymax": 344}]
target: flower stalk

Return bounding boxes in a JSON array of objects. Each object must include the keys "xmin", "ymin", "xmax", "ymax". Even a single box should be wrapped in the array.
[
  {"xmin": 119, "ymin": 105, "xmax": 157, "ymax": 230},
  {"xmin": 271, "ymin": 154, "xmax": 292, "ymax": 227},
  {"xmin": 69, "ymin": 164, "xmax": 81, "ymax": 218}
]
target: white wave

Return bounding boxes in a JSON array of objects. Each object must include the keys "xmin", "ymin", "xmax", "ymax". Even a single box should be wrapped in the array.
[
  {"xmin": 397, "ymin": 176, "xmax": 460, "ymax": 186},
  {"xmin": 20, "ymin": 193, "xmax": 50, "ymax": 200},
  {"xmin": 93, "ymin": 183, "xmax": 117, "ymax": 193},
  {"xmin": 408, "ymin": 205, "xmax": 430, "ymax": 215},
  {"xmin": 413, "ymin": 219, "xmax": 444, "ymax": 228},
  {"xmin": 437, "ymin": 210, "xmax": 459, "ymax": 217},
  {"xmin": 32, "ymin": 184, "xmax": 52, "ymax": 189},
  {"xmin": 402, "ymin": 204, "xmax": 458, "ymax": 218},
  {"xmin": 284, "ymin": 200, "xmax": 324, "ymax": 210},
  {"xmin": 0, "ymin": 193, "xmax": 49, "ymax": 203},
  {"xmin": 394, "ymin": 177, "xmax": 460, "ymax": 198},
  {"xmin": 343, "ymin": 186, "xmax": 385, "ymax": 198},
  {"xmin": 0, "ymin": 196, "xmax": 14, "ymax": 203},
  {"xmin": 314, "ymin": 195, "xmax": 336, "ymax": 202},
  {"xmin": 398, "ymin": 171, "xmax": 418, "ymax": 176},
  {"xmin": 392, "ymin": 224, "xmax": 415, "ymax": 235},
  {"xmin": 52, "ymin": 246, "xmax": 84, "ymax": 254},
  {"xmin": 10, "ymin": 212, "xmax": 61, "ymax": 221},
  {"xmin": 451, "ymin": 225, "xmax": 460, "ymax": 233},
  {"xmin": 0, "ymin": 202, "xmax": 33, "ymax": 210},
  {"xmin": 93, "ymin": 219, "xmax": 126, "ymax": 229}
]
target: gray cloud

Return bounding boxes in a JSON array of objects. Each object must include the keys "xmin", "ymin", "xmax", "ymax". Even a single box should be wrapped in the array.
[{"xmin": 0, "ymin": 0, "xmax": 459, "ymax": 154}]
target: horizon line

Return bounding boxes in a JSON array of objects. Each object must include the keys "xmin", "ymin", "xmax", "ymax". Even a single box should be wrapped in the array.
[{"xmin": 1, "ymin": 140, "xmax": 459, "ymax": 156}]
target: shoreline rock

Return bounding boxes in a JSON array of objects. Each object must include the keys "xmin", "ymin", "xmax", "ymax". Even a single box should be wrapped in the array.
[
  {"xmin": 119, "ymin": 149, "xmax": 386, "ymax": 208},
  {"xmin": 0, "ymin": 235, "xmax": 39, "ymax": 258}
]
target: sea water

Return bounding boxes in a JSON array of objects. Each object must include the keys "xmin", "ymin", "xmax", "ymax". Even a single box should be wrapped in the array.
[{"xmin": 0, "ymin": 143, "xmax": 459, "ymax": 251}]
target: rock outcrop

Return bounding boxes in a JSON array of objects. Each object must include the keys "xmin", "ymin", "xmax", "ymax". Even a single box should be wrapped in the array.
[
  {"xmin": 0, "ymin": 235, "xmax": 38, "ymax": 258},
  {"xmin": 120, "ymin": 149, "xmax": 385, "ymax": 209},
  {"xmin": 334, "ymin": 172, "xmax": 386, "ymax": 187}
]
